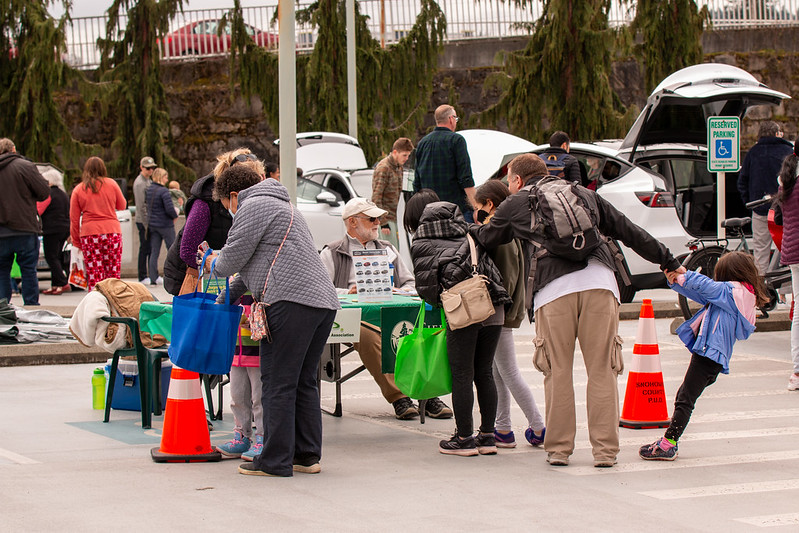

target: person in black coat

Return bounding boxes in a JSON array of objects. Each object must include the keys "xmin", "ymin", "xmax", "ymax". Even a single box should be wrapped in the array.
[
  {"xmin": 404, "ymin": 189, "xmax": 510, "ymax": 457},
  {"xmin": 38, "ymin": 168, "xmax": 71, "ymax": 294}
]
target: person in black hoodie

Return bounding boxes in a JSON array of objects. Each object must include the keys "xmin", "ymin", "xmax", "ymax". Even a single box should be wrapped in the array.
[
  {"xmin": 37, "ymin": 167, "xmax": 71, "ymax": 295},
  {"xmin": 145, "ymin": 168, "xmax": 178, "ymax": 285},
  {"xmin": 404, "ymin": 189, "xmax": 510, "ymax": 457},
  {"xmin": 163, "ymin": 148, "xmax": 265, "ymax": 295},
  {"xmin": 0, "ymin": 138, "xmax": 50, "ymax": 305}
]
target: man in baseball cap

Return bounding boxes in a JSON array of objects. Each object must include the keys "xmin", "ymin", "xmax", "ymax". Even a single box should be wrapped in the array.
[
  {"xmin": 319, "ymin": 198, "xmax": 454, "ymax": 420},
  {"xmin": 133, "ymin": 156, "xmax": 157, "ymax": 283}
]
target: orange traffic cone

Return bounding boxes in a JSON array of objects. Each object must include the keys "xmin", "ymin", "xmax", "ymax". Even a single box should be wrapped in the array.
[
  {"xmin": 619, "ymin": 299, "xmax": 671, "ymax": 429},
  {"xmin": 151, "ymin": 366, "xmax": 221, "ymax": 463}
]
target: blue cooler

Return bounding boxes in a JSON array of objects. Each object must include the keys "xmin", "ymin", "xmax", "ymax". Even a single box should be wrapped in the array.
[{"xmin": 105, "ymin": 359, "xmax": 172, "ymax": 411}]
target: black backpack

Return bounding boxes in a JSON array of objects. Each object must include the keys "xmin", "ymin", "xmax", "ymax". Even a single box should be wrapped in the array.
[
  {"xmin": 522, "ymin": 177, "xmax": 602, "ymax": 261},
  {"xmin": 544, "ymin": 152, "xmax": 570, "ymax": 179}
]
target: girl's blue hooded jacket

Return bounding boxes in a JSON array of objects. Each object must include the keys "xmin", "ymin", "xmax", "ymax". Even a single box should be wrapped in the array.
[{"xmin": 672, "ymin": 270, "xmax": 757, "ymax": 374}]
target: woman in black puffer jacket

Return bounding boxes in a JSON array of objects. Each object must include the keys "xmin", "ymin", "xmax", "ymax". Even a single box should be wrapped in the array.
[{"xmin": 404, "ymin": 190, "xmax": 510, "ymax": 457}]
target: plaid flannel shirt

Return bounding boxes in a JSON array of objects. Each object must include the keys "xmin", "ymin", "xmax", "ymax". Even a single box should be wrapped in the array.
[
  {"xmin": 412, "ymin": 127, "xmax": 474, "ymax": 214},
  {"xmin": 371, "ymin": 153, "xmax": 403, "ymax": 223}
]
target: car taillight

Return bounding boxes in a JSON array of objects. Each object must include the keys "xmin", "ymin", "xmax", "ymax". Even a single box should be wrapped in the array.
[{"xmin": 635, "ymin": 191, "xmax": 674, "ymax": 208}]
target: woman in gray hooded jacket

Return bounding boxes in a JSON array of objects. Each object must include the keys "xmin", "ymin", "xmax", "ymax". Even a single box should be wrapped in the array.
[{"xmin": 207, "ymin": 165, "xmax": 340, "ymax": 477}]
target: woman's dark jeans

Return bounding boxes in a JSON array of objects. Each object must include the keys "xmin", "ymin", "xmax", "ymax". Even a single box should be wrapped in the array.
[
  {"xmin": 253, "ymin": 301, "xmax": 336, "ymax": 476},
  {"xmin": 446, "ymin": 322, "xmax": 502, "ymax": 437}
]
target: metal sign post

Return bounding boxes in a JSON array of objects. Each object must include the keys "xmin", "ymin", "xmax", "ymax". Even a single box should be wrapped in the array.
[{"xmin": 707, "ymin": 117, "xmax": 741, "ymax": 239}]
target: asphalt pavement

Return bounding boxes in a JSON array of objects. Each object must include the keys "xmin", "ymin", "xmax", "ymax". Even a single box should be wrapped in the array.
[{"xmin": 1, "ymin": 284, "xmax": 797, "ymax": 531}]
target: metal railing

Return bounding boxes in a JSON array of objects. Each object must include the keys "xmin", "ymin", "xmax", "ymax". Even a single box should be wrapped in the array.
[{"xmin": 61, "ymin": 0, "xmax": 799, "ymax": 69}]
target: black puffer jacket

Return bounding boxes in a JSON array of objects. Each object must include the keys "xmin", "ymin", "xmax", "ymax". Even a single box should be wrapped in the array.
[{"xmin": 411, "ymin": 202, "xmax": 510, "ymax": 308}]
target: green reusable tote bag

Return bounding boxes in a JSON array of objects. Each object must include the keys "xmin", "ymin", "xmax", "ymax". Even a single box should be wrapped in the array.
[{"xmin": 394, "ymin": 304, "xmax": 451, "ymax": 400}]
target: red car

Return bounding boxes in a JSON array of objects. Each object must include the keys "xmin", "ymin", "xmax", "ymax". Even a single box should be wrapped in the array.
[{"xmin": 161, "ymin": 19, "xmax": 278, "ymax": 57}]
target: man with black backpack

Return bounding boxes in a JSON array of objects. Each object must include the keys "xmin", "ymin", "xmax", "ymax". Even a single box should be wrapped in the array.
[
  {"xmin": 540, "ymin": 131, "xmax": 584, "ymax": 186},
  {"xmin": 470, "ymin": 153, "xmax": 684, "ymax": 468}
]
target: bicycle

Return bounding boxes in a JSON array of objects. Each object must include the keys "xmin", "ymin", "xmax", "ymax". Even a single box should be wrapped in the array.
[{"xmin": 677, "ymin": 196, "xmax": 792, "ymax": 320}]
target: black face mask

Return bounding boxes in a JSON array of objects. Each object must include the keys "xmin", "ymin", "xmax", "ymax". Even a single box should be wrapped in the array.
[{"xmin": 475, "ymin": 209, "xmax": 490, "ymax": 224}]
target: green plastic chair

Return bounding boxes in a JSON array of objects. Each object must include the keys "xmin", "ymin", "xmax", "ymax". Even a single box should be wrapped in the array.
[{"xmin": 101, "ymin": 316, "xmax": 169, "ymax": 429}]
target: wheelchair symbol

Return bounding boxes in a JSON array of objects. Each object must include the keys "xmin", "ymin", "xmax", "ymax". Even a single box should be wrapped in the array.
[{"xmin": 715, "ymin": 139, "xmax": 732, "ymax": 159}]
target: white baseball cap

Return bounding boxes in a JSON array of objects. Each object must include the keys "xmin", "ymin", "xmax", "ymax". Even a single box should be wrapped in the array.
[{"xmin": 342, "ymin": 198, "xmax": 387, "ymax": 220}]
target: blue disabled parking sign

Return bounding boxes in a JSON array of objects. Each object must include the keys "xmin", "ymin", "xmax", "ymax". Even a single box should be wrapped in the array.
[
  {"xmin": 715, "ymin": 139, "xmax": 732, "ymax": 158},
  {"xmin": 707, "ymin": 117, "xmax": 740, "ymax": 172}
]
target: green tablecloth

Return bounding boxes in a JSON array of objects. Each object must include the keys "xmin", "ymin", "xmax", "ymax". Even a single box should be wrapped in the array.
[{"xmin": 338, "ymin": 294, "xmax": 442, "ymax": 373}]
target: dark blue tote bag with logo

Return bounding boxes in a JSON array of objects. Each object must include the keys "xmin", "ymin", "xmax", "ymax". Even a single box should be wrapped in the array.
[{"xmin": 169, "ymin": 251, "xmax": 243, "ymax": 375}]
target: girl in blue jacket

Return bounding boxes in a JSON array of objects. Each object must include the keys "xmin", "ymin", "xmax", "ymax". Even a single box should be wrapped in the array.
[{"xmin": 640, "ymin": 251, "xmax": 768, "ymax": 461}]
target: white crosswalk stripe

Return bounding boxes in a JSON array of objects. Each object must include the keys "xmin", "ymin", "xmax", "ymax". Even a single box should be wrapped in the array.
[
  {"xmin": 640, "ymin": 479, "xmax": 799, "ymax": 500},
  {"xmin": 734, "ymin": 513, "xmax": 799, "ymax": 527},
  {"xmin": 561, "ymin": 450, "xmax": 799, "ymax": 476}
]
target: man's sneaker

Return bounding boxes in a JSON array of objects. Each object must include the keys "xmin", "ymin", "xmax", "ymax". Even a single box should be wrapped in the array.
[
  {"xmin": 392, "ymin": 397, "xmax": 419, "ymax": 420},
  {"xmin": 439, "ymin": 433, "xmax": 478, "ymax": 456},
  {"xmin": 594, "ymin": 457, "xmax": 618, "ymax": 468},
  {"xmin": 425, "ymin": 397, "xmax": 453, "ymax": 419},
  {"xmin": 475, "ymin": 433, "xmax": 498, "ymax": 455},
  {"xmin": 216, "ymin": 431, "xmax": 251, "ymax": 458},
  {"xmin": 525, "ymin": 427, "xmax": 546, "ymax": 447},
  {"xmin": 546, "ymin": 453, "xmax": 569, "ymax": 466},
  {"xmin": 494, "ymin": 430, "xmax": 517, "ymax": 448},
  {"xmin": 151, "ymin": 277, "xmax": 163, "ymax": 286},
  {"xmin": 140, "ymin": 277, "xmax": 151, "ymax": 285},
  {"xmin": 788, "ymin": 373, "xmax": 799, "ymax": 391},
  {"xmin": 639, "ymin": 437, "xmax": 678, "ymax": 461},
  {"xmin": 240, "ymin": 434, "xmax": 264, "ymax": 462}
]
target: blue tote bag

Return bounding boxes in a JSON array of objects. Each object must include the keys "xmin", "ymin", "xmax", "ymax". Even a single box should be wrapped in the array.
[{"xmin": 168, "ymin": 251, "xmax": 243, "ymax": 375}]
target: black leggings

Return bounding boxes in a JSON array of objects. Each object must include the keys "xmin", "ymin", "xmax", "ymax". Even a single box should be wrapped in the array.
[
  {"xmin": 43, "ymin": 232, "xmax": 69, "ymax": 287},
  {"xmin": 446, "ymin": 323, "xmax": 502, "ymax": 437},
  {"xmin": 664, "ymin": 352, "xmax": 723, "ymax": 442}
]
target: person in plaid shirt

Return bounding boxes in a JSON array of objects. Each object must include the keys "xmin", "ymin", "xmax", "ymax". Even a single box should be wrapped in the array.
[
  {"xmin": 371, "ymin": 137, "xmax": 413, "ymax": 248},
  {"xmin": 413, "ymin": 104, "xmax": 476, "ymax": 222}
]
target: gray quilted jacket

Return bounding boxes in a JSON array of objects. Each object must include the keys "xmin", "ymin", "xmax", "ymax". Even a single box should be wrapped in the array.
[{"xmin": 212, "ymin": 179, "xmax": 340, "ymax": 311}]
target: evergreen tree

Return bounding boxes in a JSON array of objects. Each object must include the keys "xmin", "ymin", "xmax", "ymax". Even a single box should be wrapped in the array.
[
  {"xmin": 99, "ymin": 0, "xmax": 193, "ymax": 181},
  {"xmin": 228, "ymin": 0, "xmax": 445, "ymax": 163},
  {"xmin": 480, "ymin": 0, "xmax": 631, "ymax": 143},
  {"xmin": 0, "ymin": 0, "xmax": 96, "ymax": 167},
  {"xmin": 628, "ymin": 0, "xmax": 707, "ymax": 94}
]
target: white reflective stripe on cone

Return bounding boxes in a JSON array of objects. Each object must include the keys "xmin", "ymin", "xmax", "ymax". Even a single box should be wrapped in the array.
[
  {"xmin": 628, "ymin": 354, "xmax": 664, "ymax": 374},
  {"xmin": 635, "ymin": 317, "xmax": 658, "ymax": 345},
  {"xmin": 167, "ymin": 376, "xmax": 203, "ymax": 400}
]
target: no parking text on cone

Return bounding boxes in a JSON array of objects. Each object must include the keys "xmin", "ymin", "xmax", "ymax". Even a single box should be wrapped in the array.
[
  {"xmin": 151, "ymin": 366, "xmax": 221, "ymax": 463},
  {"xmin": 619, "ymin": 299, "xmax": 670, "ymax": 429}
]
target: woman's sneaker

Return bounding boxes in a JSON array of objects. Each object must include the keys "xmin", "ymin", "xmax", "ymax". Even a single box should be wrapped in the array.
[
  {"xmin": 216, "ymin": 431, "xmax": 251, "ymax": 458},
  {"xmin": 439, "ymin": 433, "xmax": 478, "ymax": 456},
  {"xmin": 240, "ymin": 435, "xmax": 264, "ymax": 462},
  {"xmin": 788, "ymin": 373, "xmax": 799, "ymax": 391},
  {"xmin": 525, "ymin": 427, "xmax": 545, "ymax": 447},
  {"xmin": 475, "ymin": 433, "xmax": 498, "ymax": 455},
  {"xmin": 639, "ymin": 437, "xmax": 678, "ymax": 461},
  {"xmin": 494, "ymin": 430, "xmax": 517, "ymax": 448}
]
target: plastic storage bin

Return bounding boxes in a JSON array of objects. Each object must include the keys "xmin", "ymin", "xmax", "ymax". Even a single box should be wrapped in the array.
[{"xmin": 105, "ymin": 359, "xmax": 172, "ymax": 412}]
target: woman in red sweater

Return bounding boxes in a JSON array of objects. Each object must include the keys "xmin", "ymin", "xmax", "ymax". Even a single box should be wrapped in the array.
[{"xmin": 70, "ymin": 157, "xmax": 127, "ymax": 291}]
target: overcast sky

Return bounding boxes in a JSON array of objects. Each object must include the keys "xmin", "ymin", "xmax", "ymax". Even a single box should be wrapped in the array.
[{"xmin": 52, "ymin": 1, "xmax": 269, "ymax": 19}]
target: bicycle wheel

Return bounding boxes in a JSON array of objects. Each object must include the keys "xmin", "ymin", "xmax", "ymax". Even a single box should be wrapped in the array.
[{"xmin": 678, "ymin": 246, "xmax": 727, "ymax": 320}]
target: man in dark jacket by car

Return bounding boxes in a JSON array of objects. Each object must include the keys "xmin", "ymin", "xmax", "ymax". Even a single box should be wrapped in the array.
[
  {"xmin": 540, "ymin": 131, "xmax": 584, "ymax": 186},
  {"xmin": 737, "ymin": 121, "xmax": 793, "ymax": 274},
  {"xmin": 470, "ymin": 153, "xmax": 683, "ymax": 468},
  {"xmin": 0, "ymin": 138, "xmax": 50, "ymax": 305}
]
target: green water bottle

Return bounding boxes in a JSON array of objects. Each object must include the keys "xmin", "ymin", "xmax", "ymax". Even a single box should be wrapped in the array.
[{"xmin": 92, "ymin": 368, "xmax": 106, "ymax": 410}]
